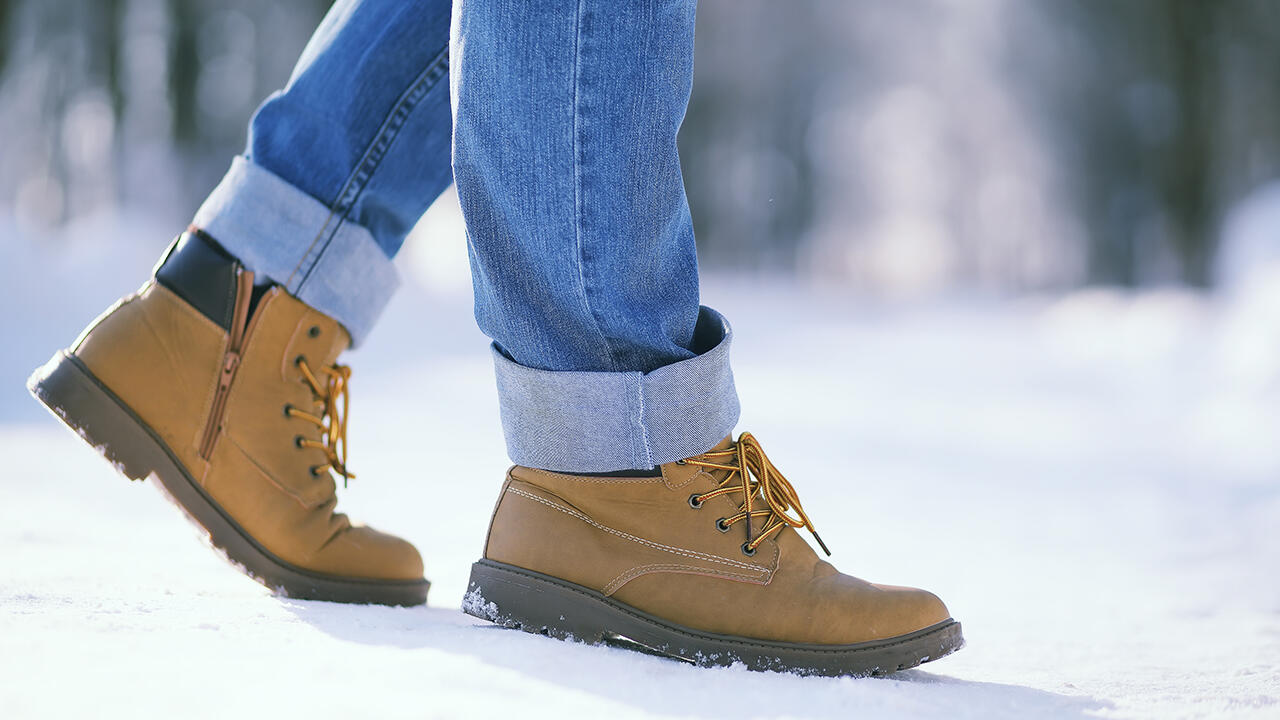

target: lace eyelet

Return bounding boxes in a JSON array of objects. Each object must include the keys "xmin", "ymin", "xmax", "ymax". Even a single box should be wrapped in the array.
[
  {"xmin": 308, "ymin": 326, "xmax": 321, "ymax": 338},
  {"xmin": 741, "ymin": 543, "xmax": 757, "ymax": 557},
  {"xmin": 674, "ymin": 459, "xmax": 687, "ymax": 465},
  {"xmin": 310, "ymin": 466, "xmax": 324, "ymax": 477},
  {"xmin": 715, "ymin": 518, "xmax": 730, "ymax": 533},
  {"xmin": 687, "ymin": 493, "xmax": 704, "ymax": 509},
  {"xmin": 295, "ymin": 354, "xmax": 307, "ymax": 367},
  {"xmin": 294, "ymin": 435, "xmax": 306, "ymax": 449},
  {"xmin": 283, "ymin": 403, "xmax": 294, "ymax": 418}
]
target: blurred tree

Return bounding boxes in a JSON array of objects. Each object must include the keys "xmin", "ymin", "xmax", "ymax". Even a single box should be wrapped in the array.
[
  {"xmin": 0, "ymin": 0, "xmax": 11, "ymax": 78},
  {"xmin": 4, "ymin": 0, "xmax": 1280, "ymax": 292},
  {"xmin": 682, "ymin": 2, "xmax": 826, "ymax": 272},
  {"xmin": 167, "ymin": 0, "xmax": 199, "ymax": 148},
  {"xmin": 1163, "ymin": 0, "xmax": 1217, "ymax": 286},
  {"xmin": 1011, "ymin": 0, "xmax": 1280, "ymax": 287}
]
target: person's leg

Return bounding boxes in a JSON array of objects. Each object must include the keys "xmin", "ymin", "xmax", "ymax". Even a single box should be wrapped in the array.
[
  {"xmin": 30, "ymin": 0, "xmax": 455, "ymax": 605},
  {"xmin": 452, "ymin": 0, "xmax": 737, "ymax": 472},
  {"xmin": 453, "ymin": 0, "xmax": 963, "ymax": 675},
  {"xmin": 195, "ymin": 0, "xmax": 454, "ymax": 346}
]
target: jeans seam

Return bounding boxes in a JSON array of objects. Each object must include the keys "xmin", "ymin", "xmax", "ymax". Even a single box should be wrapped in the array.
[
  {"xmin": 633, "ymin": 373, "xmax": 654, "ymax": 468},
  {"xmin": 287, "ymin": 48, "xmax": 450, "ymax": 292},
  {"xmin": 569, "ymin": 0, "xmax": 619, "ymax": 372}
]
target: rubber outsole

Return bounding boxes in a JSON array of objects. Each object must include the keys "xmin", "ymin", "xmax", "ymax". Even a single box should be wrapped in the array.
[
  {"xmin": 28, "ymin": 350, "xmax": 429, "ymax": 607},
  {"xmin": 463, "ymin": 559, "xmax": 964, "ymax": 676}
]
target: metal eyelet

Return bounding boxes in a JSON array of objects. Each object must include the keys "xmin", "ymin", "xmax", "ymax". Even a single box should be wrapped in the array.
[
  {"xmin": 715, "ymin": 518, "xmax": 731, "ymax": 533},
  {"xmin": 688, "ymin": 493, "xmax": 704, "ymax": 509},
  {"xmin": 295, "ymin": 354, "xmax": 307, "ymax": 367},
  {"xmin": 283, "ymin": 403, "xmax": 294, "ymax": 418},
  {"xmin": 308, "ymin": 326, "xmax": 321, "ymax": 338},
  {"xmin": 310, "ymin": 466, "xmax": 324, "ymax": 477},
  {"xmin": 741, "ymin": 543, "xmax": 757, "ymax": 557},
  {"xmin": 294, "ymin": 435, "xmax": 306, "ymax": 449},
  {"xmin": 674, "ymin": 459, "xmax": 687, "ymax": 465}
]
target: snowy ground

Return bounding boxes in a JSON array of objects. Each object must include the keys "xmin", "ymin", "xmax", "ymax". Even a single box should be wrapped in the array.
[{"xmin": 2, "ymin": 214, "xmax": 1279, "ymax": 719}]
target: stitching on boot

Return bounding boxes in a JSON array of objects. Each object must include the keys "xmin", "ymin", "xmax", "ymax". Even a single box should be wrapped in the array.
[
  {"xmin": 506, "ymin": 486, "xmax": 771, "ymax": 575},
  {"xmin": 280, "ymin": 315, "xmax": 309, "ymax": 382},
  {"xmin": 224, "ymin": 433, "xmax": 330, "ymax": 510},
  {"xmin": 484, "ymin": 474, "xmax": 519, "ymax": 557},
  {"xmin": 602, "ymin": 563, "xmax": 769, "ymax": 596},
  {"xmin": 662, "ymin": 466, "xmax": 710, "ymax": 491}
]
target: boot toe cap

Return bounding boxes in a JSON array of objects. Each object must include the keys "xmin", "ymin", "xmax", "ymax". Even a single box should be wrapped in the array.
[
  {"xmin": 863, "ymin": 583, "xmax": 952, "ymax": 638},
  {"xmin": 314, "ymin": 526, "xmax": 425, "ymax": 582},
  {"xmin": 813, "ymin": 574, "xmax": 952, "ymax": 644}
]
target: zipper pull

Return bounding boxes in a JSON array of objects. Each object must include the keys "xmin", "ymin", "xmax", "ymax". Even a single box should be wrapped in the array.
[
  {"xmin": 227, "ymin": 269, "xmax": 254, "ymax": 353},
  {"xmin": 219, "ymin": 352, "xmax": 240, "ymax": 388}
]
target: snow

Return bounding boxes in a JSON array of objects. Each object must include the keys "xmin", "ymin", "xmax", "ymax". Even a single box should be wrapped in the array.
[{"xmin": 2, "ymin": 210, "xmax": 1278, "ymax": 718}]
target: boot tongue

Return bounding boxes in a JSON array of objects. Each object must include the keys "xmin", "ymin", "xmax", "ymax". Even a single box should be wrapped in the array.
[
  {"xmin": 661, "ymin": 436, "xmax": 736, "ymax": 486},
  {"xmin": 321, "ymin": 323, "xmax": 351, "ymax": 367},
  {"xmin": 708, "ymin": 435, "xmax": 734, "ymax": 452}
]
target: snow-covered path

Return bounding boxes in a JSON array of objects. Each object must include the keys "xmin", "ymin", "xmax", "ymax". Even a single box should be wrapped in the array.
[{"xmin": 3, "ymin": 275, "xmax": 1278, "ymax": 719}]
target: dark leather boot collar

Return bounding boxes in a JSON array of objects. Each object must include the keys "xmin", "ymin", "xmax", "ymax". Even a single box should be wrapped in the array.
[{"xmin": 154, "ymin": 229, "xmax": 241, "ymax": 332}]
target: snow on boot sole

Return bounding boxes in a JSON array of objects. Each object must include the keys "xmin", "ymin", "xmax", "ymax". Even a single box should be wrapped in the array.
[
  {"xmin": 463, "ymin": 559, "xmax": 964, "ymax": 676},
  {"xmin": 28, "ymin": 350, "xmax": 429, "ymax": 606}
]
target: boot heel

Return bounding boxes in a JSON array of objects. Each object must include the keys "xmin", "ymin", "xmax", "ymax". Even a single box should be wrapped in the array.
[
  {"xmin": 464, "ymin": 559, "xmax": 612, "ymax": 643},
  {"xmin": 28, "ymin": 351, "xmax": 162, "ymax": 483}
]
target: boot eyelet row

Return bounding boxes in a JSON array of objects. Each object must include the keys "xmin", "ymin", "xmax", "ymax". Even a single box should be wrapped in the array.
[
  {"xmin": 741, "ymin": 543, "xmax": 757, "ymax": 557},
  {"xmin": 715, "ymin": 518, "xmax": 731, "ymax": 532},
  {"xmin": 687, "ymin": 493, "xmax": 703, "ymax": 509}
]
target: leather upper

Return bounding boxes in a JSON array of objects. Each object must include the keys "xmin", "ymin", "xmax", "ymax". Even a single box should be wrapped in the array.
[
  {"xmin": 71, "ymin": 262, "xmax": 422, "ymax": 583},
  {"xmin": 484, "ymin": 456, "xmax": 950, "ymax": 645}
]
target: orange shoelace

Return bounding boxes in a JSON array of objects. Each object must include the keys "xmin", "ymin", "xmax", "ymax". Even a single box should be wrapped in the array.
[
  {"xmin": 288, "ymin": 357, "xmax": 355, "ymax": 486},
  {"xmin": 684, "ymin": 432, "xmax": 830, "ymax": 556}
]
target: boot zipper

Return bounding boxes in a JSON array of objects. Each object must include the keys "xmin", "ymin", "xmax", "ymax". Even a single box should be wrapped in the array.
[{"xmin": 199, "ymin": 269, "xmax": 255, "ymax": 460}]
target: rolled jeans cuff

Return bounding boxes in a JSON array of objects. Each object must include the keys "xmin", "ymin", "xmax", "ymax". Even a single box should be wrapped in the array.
[
  {"xmin": 492, "ymin": 306, "xmax": 740, "ymax": 472},
  {"xmin": 192, "ymin": 156, "xmax": 399, "ymax": 347}
]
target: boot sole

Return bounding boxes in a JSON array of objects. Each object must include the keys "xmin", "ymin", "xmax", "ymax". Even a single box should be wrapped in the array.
[
  {"xmin": 464, "ymin": 559, "xmax": 964, "ymax": 676},
  {"xmin": 28, "ymin": 350, "xmax": 429, "ymax": 607}
]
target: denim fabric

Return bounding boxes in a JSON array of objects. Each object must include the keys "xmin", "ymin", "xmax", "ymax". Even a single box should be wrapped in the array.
[
  {"xmin": 193, "ymin": 0, "xmax": 740, "ymax": 471},
  {"xmin": 248, "ymin": 0, "xmax": 453, "ymax": 261},
  {"xmin": 453, "ymin": 0, "xmax": 703, "ymax": 375},
  {"xmin": 198, "ymin": 0, "xmax": 453, "ymax": 346},
  {"xmin": 194, "ymin": 158, "xmax": 398, "ymax": 347},
  {"xmin": 493, "ymin": 306, "xmax": 739, "ymax": 472}
]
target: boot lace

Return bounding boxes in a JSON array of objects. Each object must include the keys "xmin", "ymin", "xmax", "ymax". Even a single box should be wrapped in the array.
[
  {"xmin": 684, "ymin": 432, "xmax": 830, "ymax": 557},
  {"xmin": 288, "ymin": 356, "xmax": 355, "ymax": 486}
]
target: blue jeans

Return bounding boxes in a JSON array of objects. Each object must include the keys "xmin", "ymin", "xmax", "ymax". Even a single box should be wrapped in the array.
[{"xmin": 193, "ymin": 0, "xmax": 738, "ymax": 472}]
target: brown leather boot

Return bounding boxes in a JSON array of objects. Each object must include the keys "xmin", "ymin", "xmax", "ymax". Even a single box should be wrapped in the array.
[
  {"xmin": 29, "ymin": 230, "xmax": 428, "ymax": 605},
  {"xmin": 464, "ymin": 432, "xmax": 962, "ymax": 675}
]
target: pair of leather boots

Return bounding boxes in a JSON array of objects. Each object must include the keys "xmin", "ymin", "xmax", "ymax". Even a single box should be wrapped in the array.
[{"xmin": 29, "ymin": 230, "xmax": 962, "ymax": 676}]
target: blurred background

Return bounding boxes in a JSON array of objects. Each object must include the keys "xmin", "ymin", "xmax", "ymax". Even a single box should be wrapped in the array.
[
  {"xmin": 3, "ymin": 0, "xmax": 1280, "ymax": 420},
  {"xmin": 5, "ymin": 0, "xmax": 1280, "ymax": 284}
]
